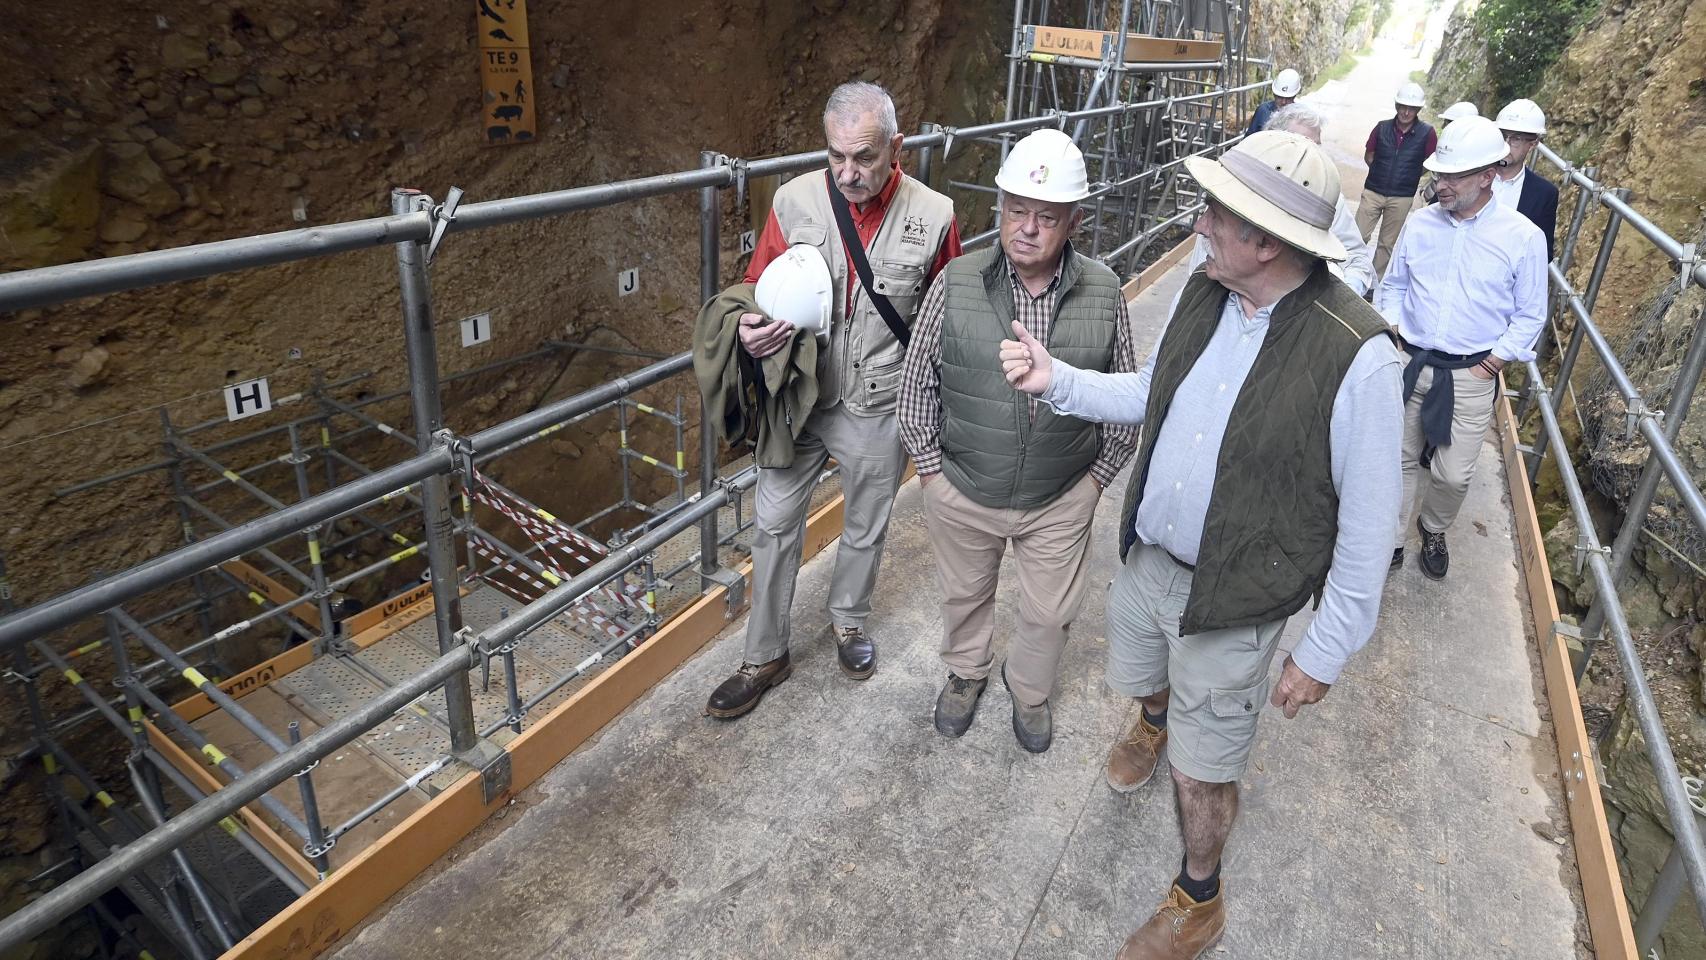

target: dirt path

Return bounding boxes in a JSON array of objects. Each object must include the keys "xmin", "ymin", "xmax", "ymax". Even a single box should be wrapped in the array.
[{"xmin": 1299, "ymin": 35, "xmax": 1431, "ymax": 203}]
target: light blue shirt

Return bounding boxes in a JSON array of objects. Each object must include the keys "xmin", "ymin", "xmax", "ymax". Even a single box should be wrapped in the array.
[
  {"xmin": 1376, "ymin": 195, "xmax": 1548, "ymax": 361},
  {"xmin": 1040, "ymin": 290, "xmax": 1404, "ymax": 684}
]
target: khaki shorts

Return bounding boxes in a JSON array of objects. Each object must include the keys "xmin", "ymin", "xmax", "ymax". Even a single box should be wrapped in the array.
[{"xmin": 1105, "ymin": 542, "xmax": 1287, "ymax": 783}]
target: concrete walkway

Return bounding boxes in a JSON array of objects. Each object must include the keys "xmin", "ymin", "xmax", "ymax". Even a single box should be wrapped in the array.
[{"xmin": 326, "ymin": 261, "xmax": 1582, "ymax": 959}]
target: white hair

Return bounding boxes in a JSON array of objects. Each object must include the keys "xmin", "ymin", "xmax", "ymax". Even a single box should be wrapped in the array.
[
  {"xmin": 1265, "ymin": 102, "xmax": 1327, "ymax": 140},
  {"xmin": 824, "ymin": 81, "xmax": 898, "ymax": 140}
]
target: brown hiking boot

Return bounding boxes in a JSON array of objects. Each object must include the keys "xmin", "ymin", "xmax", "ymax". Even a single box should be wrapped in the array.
[
  {"xmin": 1116, "ymin": 884, "xmax": 1226, "ymax": 959},
  {"xmin": 1106, "ymin": 713, "xmax": 1168, "ymax": 793}
]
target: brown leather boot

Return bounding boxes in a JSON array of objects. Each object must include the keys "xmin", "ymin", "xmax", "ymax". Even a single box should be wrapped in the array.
[
  {"xmin": 1115, "ymin": 884, "xmax": 1226, "ymax": 959},
  {"xmin": 705, "ymin": 653, "xmax": 792, "ymax": 719},
  {"xmin": 1106, "ymin": 713, "xmax": 1168, "ymax": 792}
]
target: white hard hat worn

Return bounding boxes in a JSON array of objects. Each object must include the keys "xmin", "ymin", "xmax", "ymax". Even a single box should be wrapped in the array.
[
  {"xmin": 1423, "ymin": 115, "xmax": 1510, "ymax": 174},
  {"xmin": 1495, "ymin": 98, "xmax": 1546, "ymax": 136},
  {"xmin": 995, "ymin": 129, "xmax": 1091, "ymax": 203},
  {"xmin": 755, "ymin": 244, "xmax": 833, "ymax": 339},
  {"xmin": 1183, "ymin": 130, "xmax": 1346, "ymax": 261},
  {"xmin": 1272, "ymin": 68, "xmax": 1302, "ymax": 98},
  {"xmin": 1395, "ymin": 82, "xmax": 1426, "ymax": 108},
  {"xmin": 1440, "ymin": 101, "xmax": 1479, "ymax": 123}
]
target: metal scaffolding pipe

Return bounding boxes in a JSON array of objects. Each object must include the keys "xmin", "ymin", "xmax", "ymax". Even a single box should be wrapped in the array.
[
  {"xmin": 137, "ymin": 746, "xmax": 311, "ymax": 896},
  {"xmin": 467, "ymin": 353, "xmax": 692, "ymax": 456},
  {"xmin": 393, "ymin": 188, "xmax": 480, "ymax": 757},
  {"xmin": 0, "ymin": 443, "xmax": 452, "ymax": 651},
  {"xmin": 121, "ymin": 676, "xmax": 314, "ymax": 841},
  {"xmin": 0, "ymin": 463, "xmax": 755, "ymax": 949},
  {"xmin": 0, "ymin": 213, "xmax": 432, "ymax": 312}
]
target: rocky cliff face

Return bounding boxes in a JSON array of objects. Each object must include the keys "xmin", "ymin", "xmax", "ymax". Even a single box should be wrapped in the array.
[
  {"xmin": 1250, "ymin": 0, "xmax": 1376, "ymax": 81},
  {"xmin": 1424, "ymin": 1, "xmax": 1488, "ymax": 109}
]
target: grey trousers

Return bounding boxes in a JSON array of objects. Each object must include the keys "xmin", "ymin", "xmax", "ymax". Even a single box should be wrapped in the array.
[{"xmin": 743, "ymin": 404, "xmax": 906, "ymax": 664}]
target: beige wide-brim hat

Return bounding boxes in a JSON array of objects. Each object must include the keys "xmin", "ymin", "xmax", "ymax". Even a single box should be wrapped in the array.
[{"xmin": 1184, "ymin": 131, "xmax": 1346, "ymax": 262}]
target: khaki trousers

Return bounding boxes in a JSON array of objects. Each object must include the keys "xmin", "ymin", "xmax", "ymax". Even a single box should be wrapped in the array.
[
  {"xmin": 1356, "ymin": 188, "xmax": 1414, "ymax": 278},
  {"xmin": 920, "ymin": 472, "xmax": 1100, "ymax": 707},
  {"xmin": 744, "ymin": 404, "xmax": 905, "ymax": 664},
  {"xmin": 1397, "ymin": 364, "xmax": 1499, "ymax": 540}
]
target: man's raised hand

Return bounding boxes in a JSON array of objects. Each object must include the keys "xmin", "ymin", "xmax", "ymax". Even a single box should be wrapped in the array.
[{"xmin": 999, "ymin": 320, "xmax": 1053, "ymax": 395}]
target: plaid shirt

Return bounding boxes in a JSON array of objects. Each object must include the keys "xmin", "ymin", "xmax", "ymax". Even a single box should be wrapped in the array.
[{"xmin": 898, "ymin": 255, "xmax": 1140, "ymax": 490}]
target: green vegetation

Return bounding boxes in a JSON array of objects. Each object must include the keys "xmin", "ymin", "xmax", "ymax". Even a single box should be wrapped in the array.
[{"xmin": 1477, "ymin": 0, "xmax": 1602, "ymax": 104}]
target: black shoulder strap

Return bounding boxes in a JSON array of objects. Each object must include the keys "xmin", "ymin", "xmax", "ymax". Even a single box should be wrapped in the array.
[{"xmin": 824, "ymin": 170, "xmax": 911, "ymax": 348}]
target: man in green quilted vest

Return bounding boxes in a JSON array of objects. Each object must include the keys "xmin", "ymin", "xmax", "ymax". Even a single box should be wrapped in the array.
[
  {"xmin": 1001, "ymin": 132, "xmax": 1403, "ymax": 959},
  {"xmin": 898, "ymin": 129, "xmax": 1140, "ymax": 754}
]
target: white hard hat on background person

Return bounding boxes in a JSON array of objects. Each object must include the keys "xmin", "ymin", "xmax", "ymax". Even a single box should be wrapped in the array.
[
  {"xmin": 1183, "ymin": 130, "xmax": 1346, "ymax": 261},
  {"xmin": 1495, "ymin": 98, "xmax": 1547, "ymax": 136},
  {"xmin": 1272, "ymin": 68, "xmax": 1302, "ymax": 98},
  {"xmin": 1423, "ymin": 115, "xmax": 1510, "ymax": 174},
  {"xmin": 754, "ymin": 244, "xmax": 833, "ymax": 339},
  {"xmin": 1395, "ymin": 82, "xmax": 1426, "ymax": 108},
  {"xmin": 995, "ymin": 129, "xmax": 1091, "ymax": 203},
  {"xmin": 1440, "ymin": 101, "xmax": 1479, "ymax": 123}
]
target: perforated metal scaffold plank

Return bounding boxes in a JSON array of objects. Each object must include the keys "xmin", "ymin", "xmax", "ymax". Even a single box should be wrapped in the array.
[{"xmin": 274, "ymin": 655, "xmax": 451, "ymax": 779}]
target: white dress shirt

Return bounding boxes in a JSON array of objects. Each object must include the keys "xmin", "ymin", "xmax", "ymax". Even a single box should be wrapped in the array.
[
  {"xmin": 1039, "ymin": 291, "xmax": 1404, "ymax": 684},
  {"xmin": 1185, "ymin": 197, "xmax": 1376, "ymax": 296},
  {"xmin": 1490, "ymin": 167, "xmax": 1525, "ymax": 210},
  {"xmin": 1375, "ymin": 195, "xmax": 1548, "ymax": 361}
]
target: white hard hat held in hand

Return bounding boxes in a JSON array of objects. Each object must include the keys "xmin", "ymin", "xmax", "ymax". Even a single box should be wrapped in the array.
[
  {"xmin": 1395, "ymin": 82, "xmax": 1426, "ymax": 108},
  {"xmin": 1423, "ymin": 115, "xmax": 1510, "ymax": 174},
  {"xmin": 1495, "ymin": 98, "xmax": 1546, "ymax": 136},
  {"xmin": 1440, "ymin": 101, "xmax": 1479, "ymax": 123},
  {"xmin": 995, "ymin": 129, "xmax": 1091, "ymax": 203},
  {"xmin": 754, "ymin": 244, "xmax": 834, "ymax": 339},
  {"xmin": 1272, "ymin": 68, "xmax": 1302, "ymax": 98}
]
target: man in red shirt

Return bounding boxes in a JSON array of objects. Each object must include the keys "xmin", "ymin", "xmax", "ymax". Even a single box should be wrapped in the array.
[{"xmin": 706, "ymin": 81, "xmax": 962, "ymax": 719}]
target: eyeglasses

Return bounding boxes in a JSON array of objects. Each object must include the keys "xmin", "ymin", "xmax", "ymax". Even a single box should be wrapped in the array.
[
  {"xmin": 1436, "ymin": 168, "xmax": 1487, "ymax": 184},
  {"xmin": 1003, "ymin": 207, "xmax": 1063, "ymax": 230},
  {"xmin": 1502, "ymin": 132, "xmax": 1539, "ymax": 143}
]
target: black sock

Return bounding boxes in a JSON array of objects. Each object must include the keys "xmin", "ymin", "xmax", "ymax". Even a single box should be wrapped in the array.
[
  {"xmin": 1142, "ymin": 704, "xmax": 1168, "ymax": 730},
  {"xmin": 1175, "ymin": 856, "xmax": 1220, "ymax": 903}
]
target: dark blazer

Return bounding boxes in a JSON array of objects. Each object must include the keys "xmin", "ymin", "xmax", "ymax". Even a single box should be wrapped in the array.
[{"xmin": 1516, "ymin": 170, "xmax": 1559, "ymax": 263}]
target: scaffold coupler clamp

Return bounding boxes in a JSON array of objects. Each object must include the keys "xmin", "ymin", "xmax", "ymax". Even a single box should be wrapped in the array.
[
  {"xmin": 1678, "ymin": 241, "xmax": 1699, "ymax": 288},
  {"xmin": 1572, "ymin": 532, "xmax": 1610, "ymax": 577},
  {"xmin": 729, "ymin": 156, "xmax": 750, "ymax": 212},
  {"xmin": 439, "ymin": 429, "xmax": 476, "ymax": 482},
  {"xmin": 1623, "ymin": 396, "xmax": 1662, "ymax": 438},
  {"xmin": 426, "ymin": 185, "xmax": 464, "ymax": 265},
  {"xmin": 1052, "ymin": 109, "xmax": 1070, "ymax": 131},
  {"xmin": 939, "ymin": 125, "xmax": 958, "ymax": 160}
]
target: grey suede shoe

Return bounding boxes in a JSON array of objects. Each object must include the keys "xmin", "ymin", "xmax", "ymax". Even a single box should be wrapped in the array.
[
  {"xmin": 1002, "ymin": 664, "xmax": 1052, "ymax": 753},
  {"xmin": 933, "ymin": 673, "xmax": 988, "ymax": 738}
]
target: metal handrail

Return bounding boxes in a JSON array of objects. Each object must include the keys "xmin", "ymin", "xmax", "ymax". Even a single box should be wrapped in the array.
[{"xmin": 1527, "ymin": 142, "xmax": 1706, "ymax": 943}]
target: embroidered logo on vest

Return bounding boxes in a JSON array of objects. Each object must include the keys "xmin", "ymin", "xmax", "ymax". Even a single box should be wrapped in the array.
[{"xmin": 901, "ymin": 215, "xmax": 929, "ymax": 247}]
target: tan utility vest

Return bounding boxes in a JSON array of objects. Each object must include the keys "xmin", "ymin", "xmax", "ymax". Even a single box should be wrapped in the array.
[{"xmin": 769, "ymin": 170, "xmax": 955, "ymax": 415}]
